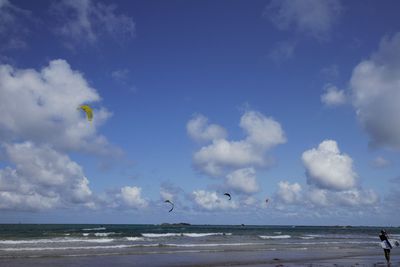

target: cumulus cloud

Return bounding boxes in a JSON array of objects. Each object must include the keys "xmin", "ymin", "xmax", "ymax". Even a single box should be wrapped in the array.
[
  {"xmin": 0, "ymin": 0, "xmax": 32, "ymax": 51},
  {"xmin": 120, "ymin": 186, "xmax": 148, "ymax": 209},
  {"xmin": 0, "ymin": 59, "xmax": 124, "ymax": 212},
  {"xmin": 194, "ymin": 139, "xmax": 265, "ymax": 176},
  {"xmin": 265, "ymin": 0, "xmax": 342, "ymax": 41},
  {"xmin": 275, "ymin": 181, "xmax": 302, "ymax": 204},
  {"xmin": 0, "ymin": 142, "xmax": 93, "ymax": 211},
  {"xmin": 240, "ymin": 111, "xmax": 287, "ymax": 149},
  {"xmin": 321, "ymin": 84, "xmax": 346, "ymax": 106},
  {"xmin": 302, "ymin": 140, "xmax": 357, "ymax": 191},
  {"xmin": 350, "ymin": 33, "xmax": 400, "ymax": 150},
  {"xmin": 0, "ymin": 59, "xmax": 119, "ymax": 155},
  {"xmin": 192, "ymin": 190, "xmax": 237, "ymax": 211},
  {"xmin": 191, "ymin": 111, "xmax": 286, "ymax": 177},
  {"xmin": 187, "ymin": 114, "xmax": 227, "ymax": 143},
  {"xmin": 274, "ymin": 140, "xmax": 379, "ymax": 211},
  {"xmin": 225, "ymin": 168, "xmax": 259, "ymax": 194},
  {"xmin": 51, "ymin": 0, "xmax": 135, "ymax": 47}
]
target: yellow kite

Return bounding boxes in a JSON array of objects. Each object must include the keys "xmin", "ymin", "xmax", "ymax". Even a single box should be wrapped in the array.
[{"xmin": 78, "ymin": 105, "xmax": 93, "ymax": 122}]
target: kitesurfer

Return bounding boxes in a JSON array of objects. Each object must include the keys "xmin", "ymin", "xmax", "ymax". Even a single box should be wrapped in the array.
[{"xmin": 379, "ymin": 229, "xmax": 391, "ymax": 264}]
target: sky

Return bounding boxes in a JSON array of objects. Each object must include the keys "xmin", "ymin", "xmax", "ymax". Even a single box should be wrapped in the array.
[{"xmin": 0, "ymin": 0, "xmax": 400, "ymax": 226}]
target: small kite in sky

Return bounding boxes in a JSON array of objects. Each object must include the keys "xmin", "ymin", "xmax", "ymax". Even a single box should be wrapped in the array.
[
  {"xmin": 164, "ymin": 200, "xmax": 174, "ymax": 212},
  {"xmin": 223, "ymin": 193, "xmax": 231, "ymax": 200}
]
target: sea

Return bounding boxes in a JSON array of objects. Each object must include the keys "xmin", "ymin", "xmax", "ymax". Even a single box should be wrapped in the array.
[{"xmin": 0, "ymin": 224, "xmax": 399, "ymax": 258}]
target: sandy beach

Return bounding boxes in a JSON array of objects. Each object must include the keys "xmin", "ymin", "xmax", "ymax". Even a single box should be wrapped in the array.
[{"xmin": 1, "ymin": 248, "xmax": 399, "ymax": 267}]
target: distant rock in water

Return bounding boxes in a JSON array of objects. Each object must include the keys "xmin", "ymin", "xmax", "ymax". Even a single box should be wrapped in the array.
[{"xmin": 161, "ymin": 223, "xmax": 191, "ymax": 226}]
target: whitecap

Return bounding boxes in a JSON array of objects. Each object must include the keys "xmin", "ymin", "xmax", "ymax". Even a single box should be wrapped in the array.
[{"xmin": 259, "ymin": 235, "xmax": 291, "ymax": 239}]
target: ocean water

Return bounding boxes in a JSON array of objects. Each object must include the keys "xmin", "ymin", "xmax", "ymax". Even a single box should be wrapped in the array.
[{"xmin": 0, "ymin": 224, "xmax": 398, "ymax": 258}]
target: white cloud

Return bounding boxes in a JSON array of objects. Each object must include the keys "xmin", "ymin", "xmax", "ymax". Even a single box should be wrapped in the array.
[
  {"xmin": 193, "ymin": 139, "xmax": 265, "ymax": 176},
  {"xmin": 274, "ymin": 183, "xmax": 379, "ymax": 211},
  {"xmin": 275, "ymin": 181, "xmax": 302, "ymax": 204},
  {"xmin": 240, "ymin": 111, "xmax": 287, "ymax": 149},
  {"xmin": 307, "ymin": 187, "xmax": 329, "ymax": 206},
  {"xmin": 350, "ymin": 33, "xmax": 400, "ymax": 150},
  {"xmin": 51, "ymin": 0, "xmax": 135, "ymax": 47},
  {"xmin": 274, "ymin": 140, "xmax": 379, "ymax": 211},
  {"xmin": 226, "ymin": 168, "xmax": 259, "ymax": 194},
  {"xmin": 371, "ymin": 156, "xmax": 390, "ymax": 168},
  {"xmin": 191, "ymin": 111, "xmax": 286, "ymax": 177},
  {"xmin": 265, "ymin": 0, "xmax": 342, "ymax": 41},
  {"xmin": 120, "ymin": 186, "xmax": 148, "ymax": 209},
  {"xmin": 321, "ymin": 84, "xmax": 346, "ymax": 106},
  {"xmin": 307, "ymin": 187, "xmax": 379, "ymax": 207},
  {"xmin": 243, "ymin": 196, "xmax": 257, "ymax": 206},
  {"xmin": 187, "ymin": 114, "xmax": 227, "ymax": 143},
  {"xmin": 302, "ymin": 140, "xmax": 357, "ymax": 191},
  {"xmin": 0, "ymin": 59, "xmax": 119, "ymax": 155},
  {"xmin": 0, "ymin": 142, "xmax": 93, "ymax": 211},
  {"xmin": 192, "ymin": 190, "xmax": 237, "ymax": 211},
  {"xmin": 0, "ymin": 0, "xmax": 32, "ymax": 51},
  {"xmin": 335, "ymin": 189, "xmax": 379, "ymax": 207}
]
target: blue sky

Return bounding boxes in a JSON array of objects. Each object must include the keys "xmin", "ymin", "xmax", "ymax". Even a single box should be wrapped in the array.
[{"xmin": 1, "ymin": 0, "xmax": 400, "ymax": 226}]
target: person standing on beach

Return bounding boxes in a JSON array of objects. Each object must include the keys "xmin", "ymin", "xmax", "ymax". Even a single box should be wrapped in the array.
[{"xmin": 379, "ymin": 229, "xmax": 391, "ymax": 264}]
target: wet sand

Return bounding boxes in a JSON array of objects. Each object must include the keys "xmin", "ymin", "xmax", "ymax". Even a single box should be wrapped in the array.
[{"xmin": 1, "ymin": 248, "xmax": 399, "ymax": 267}]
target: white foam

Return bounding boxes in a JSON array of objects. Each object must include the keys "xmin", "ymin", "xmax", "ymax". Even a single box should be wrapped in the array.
[
  {"xmin": 141, "ymin": 233, "xmax": 232, "ymax": 238},
  {"xmin": 94, "ymin": 232, "xmax": 116, "ymax": 237},
  {"xmin": 300, "ymin": 236, "xmax": 315, "ymax": 240},
  {"xmin": 183, "ymin": 233, "xmax": 232, "ymax": 237},
  {"xmin": 142, "ymin": 233, "xmax": 182, "ymax": 238},
  {"xmin": 0, "ymin": 238, "xmax": 114, "ymax": 245},
  {"xmin": 126, "ymin": 237, "xmax": 145, "ymax": 241},
  {"xmin": 0, "ymin": 244, "xmax": 160, "ymax": 252},
  {"xmin": 259, "ymin": 235, "xmax": 291, "ymax": 239},
  {"xmin": 82, "ymin": 227, "xmax": 106, "ymax": 231}
]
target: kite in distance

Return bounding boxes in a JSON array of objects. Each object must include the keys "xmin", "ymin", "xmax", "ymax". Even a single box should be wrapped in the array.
[
  {"xmin": 164, "ymin": 200, "xmax": 174, "ymax": 212},
  {"xmin": 224, "ymin": 193, "xmax": 231, "ymax": 200},
  {"xmin": 78, "ymin": 104, "xmax": 93, "ymax": 122}
]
